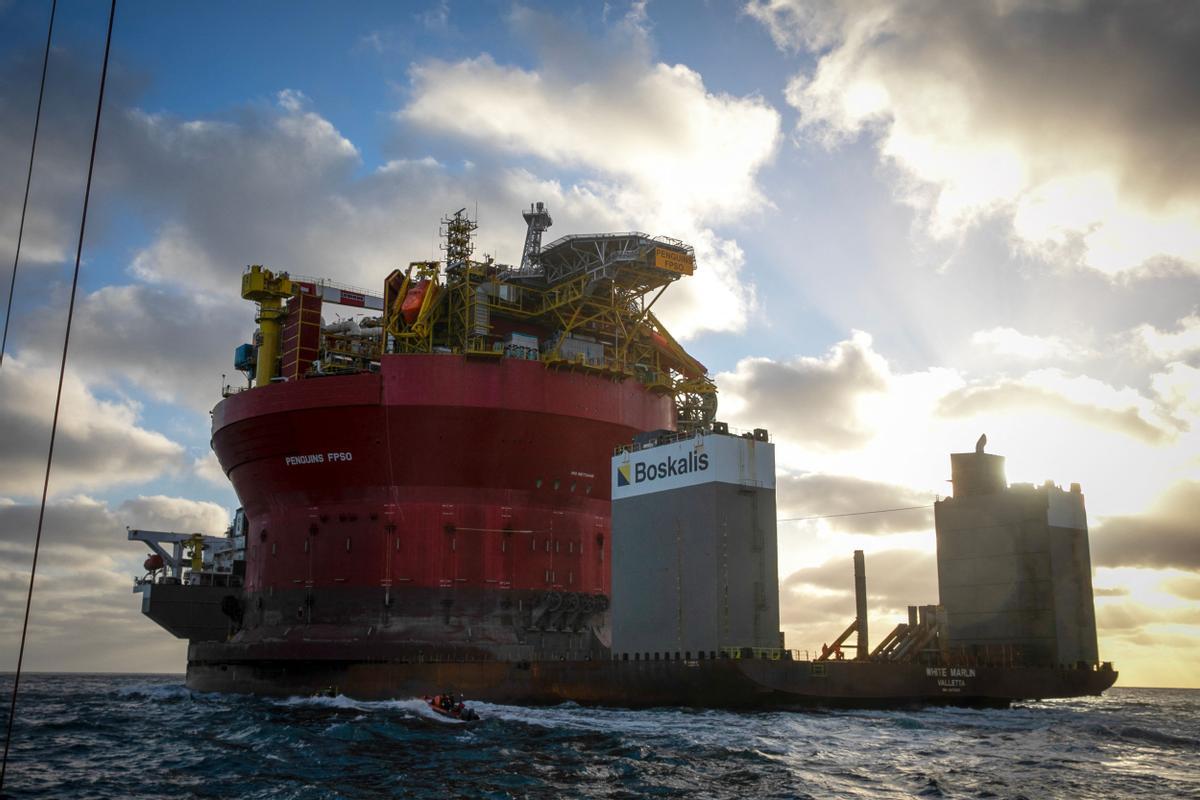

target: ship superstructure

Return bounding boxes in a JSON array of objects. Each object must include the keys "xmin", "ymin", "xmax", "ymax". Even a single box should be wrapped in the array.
[{"xmin": 234, "ymin": 205, "xmax": 715, "ymax": 431}]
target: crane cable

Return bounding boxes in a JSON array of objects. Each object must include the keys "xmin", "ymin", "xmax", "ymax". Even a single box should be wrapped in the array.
[
  {"xmin": 0, "ymin": 0, "xmax": 58, "ymax": 368},
  {"xmin": 0, "ymin": 1, "xmax": 117, "ymax": 793},
  {"xmin": 778, "ymin": 504, "xmax": 933, "ymax": 523}
]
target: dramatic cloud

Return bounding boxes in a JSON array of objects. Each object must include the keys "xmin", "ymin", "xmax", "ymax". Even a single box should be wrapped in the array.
[
  {"xmin": 399, "ymin": 5, "xmax": 781, "ymax": 336},
  {"xmin": 1092, "ymin": 481, "xmax": 1200, "ymax": 571},
  {"xmin": 402, "ymin": 53, "xmax": 779, "ymax": 226},
  {"xmin": 777, "ymin": 472, "xmax": 932, "ymax": 534},
  {"xmin": 716, "ymin": 331, "xmax": 889, "ymax": 450},
  {"xmin": 104, "ymin": 87, "xmax": 748, "ymax": 344},
  {"xmin": 937, "ymin": 377, "xmax": 1174, "ymax": 446},
  {"xmin": 748, "ymin": 0, "xmax": 1200, "ymax": 275},
  {"xmin": 7, "ymin": 82, "xmax": 711, "ymax": 411},
  {"xmin": 0, "ymin": 358, "xmax": 186, "ymax": 498},
  {"xmin": 9, "ymin": 85, "xmax": 570, "ymax": 311},
  {"xmin": 717, "ymin": 329, "xmax": 1199, "ymax": 531},
  {"xmin": 0, "ymin": 495, "xmax": 224, "ymax": 672}
]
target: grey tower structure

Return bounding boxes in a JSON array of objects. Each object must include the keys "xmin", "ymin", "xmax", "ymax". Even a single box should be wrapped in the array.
[
  {"xmin": 934, "ymin": 442, "xmax": 1100, "ymax": 668},
  {"xmin": 610, "ymin": 429, "xmax": 781, "ymax": 660}
]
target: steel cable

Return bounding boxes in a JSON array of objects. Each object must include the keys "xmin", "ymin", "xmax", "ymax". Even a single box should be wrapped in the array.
[
  {"xmin": 777, "ymin": 504, "xmax": 933, "ymax": 523},
  {"xmin": 0, "ymin": 0, "xmax": 58, "ymax": 368},
  {"xmin": 0, "ymin": 1, "xmax": 117, "ymax": 792}
]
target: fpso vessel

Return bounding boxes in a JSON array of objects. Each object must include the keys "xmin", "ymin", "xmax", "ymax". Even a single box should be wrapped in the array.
[
  {"xmin": 132, "ymin": 204, "xmax": 1116, "ymax": 706},
  {"xmin": 182, "ymin": 205, "xmax": 721, "ymax": 690}
]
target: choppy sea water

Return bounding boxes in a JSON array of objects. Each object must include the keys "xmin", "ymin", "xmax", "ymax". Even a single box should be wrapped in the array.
[{"xmin": 0, "ymin": 675, "xmax": 1196, "ymax": 799}]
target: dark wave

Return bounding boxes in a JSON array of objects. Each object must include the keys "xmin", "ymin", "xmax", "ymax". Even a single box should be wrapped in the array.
[{"xmin": 0, "ymin": 677, "xmax": 1195, "ymax": 799}]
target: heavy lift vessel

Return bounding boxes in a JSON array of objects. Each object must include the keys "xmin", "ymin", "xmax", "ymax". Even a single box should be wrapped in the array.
[{"xmin": 131, "ymin": 204, "xmax": 1115, "ymax": 706}]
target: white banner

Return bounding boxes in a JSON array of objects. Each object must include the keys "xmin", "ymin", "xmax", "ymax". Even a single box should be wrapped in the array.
[{"xmin": 612, "ymin": 434, "xmax": 774, "ymax": 499}]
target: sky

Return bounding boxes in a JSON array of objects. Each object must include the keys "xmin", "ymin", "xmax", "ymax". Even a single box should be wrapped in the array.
[{"xmin": 0, "ymin": 0, "xmax": 1197, "ymax": 688}]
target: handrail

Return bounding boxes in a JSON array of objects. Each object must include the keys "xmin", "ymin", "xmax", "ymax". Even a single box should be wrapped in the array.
[
  {"xmin": 613, "ymin": 425, "xmax": 772, "ymax": 455},
  {"xmin": 289, "ymin": 274, "xmax": 379, "ymax": 299},
  {"xmin": 540, "ymin": 231, "xmax": 695, "ymax": 257}
]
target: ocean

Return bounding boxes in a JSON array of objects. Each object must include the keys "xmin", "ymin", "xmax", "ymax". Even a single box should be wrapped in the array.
[{"xmin": 0, "ymin": 674, "xmax": 1195, "ymax": 799}]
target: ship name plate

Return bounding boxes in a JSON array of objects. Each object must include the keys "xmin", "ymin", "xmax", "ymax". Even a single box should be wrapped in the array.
[
  {"xmin": 926, "ymin": 666, "xmax": 976, "ymax": 693},
  {"xmin": 284, "ymin": 451, "xmax": 354, "ymax": 466}
]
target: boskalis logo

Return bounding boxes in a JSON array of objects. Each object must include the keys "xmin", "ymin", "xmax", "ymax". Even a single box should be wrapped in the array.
[
  {"xmin": 617, "ymin": 463, "xmax": 633, "ymax": 487},
  {"xmin": 620, "ymin": 450, "xmax": 709, "ymax": 488}
]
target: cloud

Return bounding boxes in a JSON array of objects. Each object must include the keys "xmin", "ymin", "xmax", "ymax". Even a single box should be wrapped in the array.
[
  {"xmin": 0, "ymin": 494, "xmax": 225, "ymax": 672},
  {"xmin": 1150, "ymin": 362, "xmax": 1200, "ymax": 429},
  {"xmin": 354, "ymin": 0, "xmax": 459, "ymax": 58},
  {"xmin": 21, "ymin": 283, "xmax": 246, "ymax": 413},
  {"xmin": 748, "ymin": 0, "xmax": 1200, "ymax": 275},
  {"xmin": 402, "ymin": 52, "xmax": 779, "ymax": 227},
  {"xmin": 971, "ymin": 326, "xmax": 1090, "ymax": 362},
  {"xmin": 113, "ymin": 93, "xmax": 361, "ymax": 295},
  {"xmin": 937, "ymin": 374, "xmax": 1174, "ymax": 446},
  {"xmin": 117, "ymin": 495, "xmax": 229, "ymax": 536},
  {"xmin": 0, "ymin": 358, "xmax": 186, "ymax": 498},
  {"xmin": 1092, "ymin": 481, "xmax": 1200, "ymax": 571},
  {"xmin": 1162, "ymin": 575, "xmax": 1200, "ymax": 601},
  {"xmin": 419, "ymin": 0, "xmax": 451, "ymax": 32},
  {"xmin": 716, "ymin": 331, "xmax": 889, "ymax": 450},
  {"xmin": 0, "ymin": 47, "xmax": 129, "ymax": 267},
  {"xmin": 0, "ymin": 494, "xmax": 227, "ymax": 556},
  {"xmin": 105, "ymin": 87, "xmax": 743, "ymax": 342},
  {"xmin": 1134, "ymin": 313, "xmax": 1200, "ymax": 363},
  {"xmin": 1096, "ymin": 601, "xmax": 1200, "ymax": 633},
  {"xmin": 716, "ymin": 328, "xmax": 1197, "ymax": 518},
  {"xmin": 193, "ymin": 451, "xmax": 227, "ymax": 486},
  {"xmin": 777, "ymin": 472, "xmax": 932, "ymax": 533},
  {"xmin": 397, "ymin": 6, "xmax": 781, "ymax": 337}
]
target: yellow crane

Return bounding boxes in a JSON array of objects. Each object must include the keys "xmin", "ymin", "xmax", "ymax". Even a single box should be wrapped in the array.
[{"xmin": 241, "ymin": 264, "xmax": 293, "ymax": 386}]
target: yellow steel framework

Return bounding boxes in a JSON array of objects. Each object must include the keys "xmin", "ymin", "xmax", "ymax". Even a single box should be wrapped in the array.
[
  {"xmin": 379, "ymin": 218, "xmax": 718, "ymax": 431},
  {"xmin": 240, "ymin": 208, "xmax": 718, "ymax": 431}
]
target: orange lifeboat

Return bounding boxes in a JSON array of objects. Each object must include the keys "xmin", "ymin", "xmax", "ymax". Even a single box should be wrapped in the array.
[{"xmin": 401, "ymin": 280, "xmax": 431, "ymax": 325}]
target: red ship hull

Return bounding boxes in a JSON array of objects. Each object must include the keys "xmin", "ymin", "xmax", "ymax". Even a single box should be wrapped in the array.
[{"xmin": 211, "ymin": 354, "xmax": 672, "ymax": 660}]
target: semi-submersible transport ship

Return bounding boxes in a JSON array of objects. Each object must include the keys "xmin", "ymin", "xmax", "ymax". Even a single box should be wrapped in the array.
[{"xmin": 130, "ymin": 204, "xmax": 1116, "ymax": 706}]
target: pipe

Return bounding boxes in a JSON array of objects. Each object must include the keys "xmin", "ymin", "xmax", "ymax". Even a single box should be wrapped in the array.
[{"xmin": 854, "ymin": 550, "xmax": 868, "ymax": 659}]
